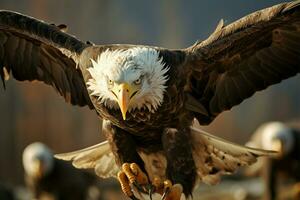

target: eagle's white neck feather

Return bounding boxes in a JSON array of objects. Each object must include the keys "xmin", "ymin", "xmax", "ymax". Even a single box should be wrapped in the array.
[{"xmin": 86, "ymin": 47, "xmax": 169, "ymax": 112}]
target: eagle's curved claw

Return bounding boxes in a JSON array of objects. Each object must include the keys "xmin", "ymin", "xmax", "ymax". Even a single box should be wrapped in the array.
[
  {"xmin": 160, "ymin": 180, "xmax": 172, "ymax": 200},
  {"xmin": 160, "ymin": 188, "xmax": 170, "ymax": 200},
  {"xmin": 162, "ymin": 184, "xmax": 183, "ymax": 200},
  {"xmin": 118, "ymin": 163, "xmax": 183, "ymax": 200},
  {"xmin": 146, "ymin": 184, "xmax": 155, "ymax": 200}
]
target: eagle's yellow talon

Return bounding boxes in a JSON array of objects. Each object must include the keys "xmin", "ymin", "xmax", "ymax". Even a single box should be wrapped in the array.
[
  {"xmin": 164, "ymin": 184, "xmax": 183, "ymax": 200},
  {"xmin": 117, "ymin": 171, "xmax": 133, "ymax": 197},
  {"xmin": 119, "ymin": 163, "xmax": 151, "ymax": 199},
  {"xmin": 130, "ymin": 163, "xmax": 148, "ymax": 185},
  {"xmin": 122, "ymin": 162, "xmax": 148, "ymax": 186},
  {"xmin": 152, "ymin": 176, "xmax": 163, "ymax": 191},
  {"xmin": 150, "ymin": 177, "xmax": 182, "ymax": 200},
  {"xmin": 163, "ymin": 180, "xmax": 172, "ymax": 190},
  {"xmin": 122, "ymin": 163, "xmax": 136, "ymax": 184},
  {"xmin": 118, "ymin": 170, "xmax": 141, "ymax": 200},
  {"xmin": 130, "ymin": 163, "xmax": 139, "ymax": 175},
  {"xmin": 119, "ymin": 163, "xmax": 182, "ymax": 200}
]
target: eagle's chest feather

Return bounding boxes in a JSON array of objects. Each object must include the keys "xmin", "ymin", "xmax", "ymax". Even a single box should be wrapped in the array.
[{"xmin": 96, "ymin": 84, "xmax": 189, "ymax": 134}]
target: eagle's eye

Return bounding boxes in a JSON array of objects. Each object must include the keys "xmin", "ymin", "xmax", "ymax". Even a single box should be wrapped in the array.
[
  {"xmin": 108, "ymin": 79, "xmax": 114, "ymax": 85},
  {"xmin": 134, "ymin": 78, "xmax": 141, "ymax": 85}
]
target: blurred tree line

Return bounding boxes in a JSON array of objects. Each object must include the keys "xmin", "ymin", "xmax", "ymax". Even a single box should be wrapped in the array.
[{"xmin": 0, "ymin": 0, "xmax": 299, "ymax": 186}]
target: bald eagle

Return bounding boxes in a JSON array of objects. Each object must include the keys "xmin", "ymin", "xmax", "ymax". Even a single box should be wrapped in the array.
[
  {"xmin": 23, "ymin": 142, "xmax": 102, "ymax": 200},
  {"xmin": 246, "ymin": 122, "xmax": 300, "ymax": 200},
  {"xmin": 1, "ymin": 1, "xmax": 300, "ymax": 199}
]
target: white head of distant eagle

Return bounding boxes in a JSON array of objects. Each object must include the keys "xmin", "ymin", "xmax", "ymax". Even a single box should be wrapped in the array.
[
  {"xmin": 261, "ymin": 122, "xmax": 295, "ymax": 157},
  {"xmin": 87, "ymin": 47, "xmax": 169, "ymax": 120},
  {"xmin": 23, "ymin": 142, "xmax": 54, "ymax": 179}
]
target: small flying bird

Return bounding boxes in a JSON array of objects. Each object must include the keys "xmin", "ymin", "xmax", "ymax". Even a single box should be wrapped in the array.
[
  {"xmin": 246, "ymin": 122, "xmax": 300, "ymax": 200},
  {"xmin": 23, "ymin": 142, "xmax": 102, "ymax": 200},
  {"xmin": 1, "ymin": 1, "xmax": 300, "ymax": 199}
]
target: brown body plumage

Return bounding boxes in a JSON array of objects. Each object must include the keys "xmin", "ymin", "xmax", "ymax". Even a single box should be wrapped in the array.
[{"xmin": 1, "ymin": 1, "xmax": 300, "ymax": 197}]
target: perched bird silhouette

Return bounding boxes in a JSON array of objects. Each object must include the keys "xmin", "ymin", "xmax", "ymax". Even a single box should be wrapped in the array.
[
  {"xmin": 246, "ymin": 122, "xmax": 300, "ymax": 200},
  {"xmin": 23, "ymin": 143, "xmax": 101, "ymax": 200},
  {"xmin": 1, "ymin": 1, "xmax": 300, "ymax": 199}
]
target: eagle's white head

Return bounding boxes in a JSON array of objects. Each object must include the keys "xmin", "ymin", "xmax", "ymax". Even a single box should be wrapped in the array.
[
  {"xmin": 23, "ymin": 142, "xmax": 54, "ymax": 179},
  {"xmin": 261, "ymin": 122, "xmax": 295, "ymax": 157},
  {"xmin": 87, "ymin": 47, "xmax": 169, "ymax": 120}
]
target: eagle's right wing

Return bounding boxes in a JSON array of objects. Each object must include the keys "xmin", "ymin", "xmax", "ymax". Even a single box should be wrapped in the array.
[{"xmin": 0, "ymin": 10, "xmax": 93, "ymax": 108}]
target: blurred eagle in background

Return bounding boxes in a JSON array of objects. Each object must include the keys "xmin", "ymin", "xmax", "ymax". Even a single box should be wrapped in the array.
[
  {"xmin": 246, "ymin": 122, "xmax": 300, "ymax": 200},
  {"xmin": 1, "ymin": 0, "xmax": 300, "ymax": 199},
  {"xmin": 23, "ymin": 142, "xmax": 102, "ymax": 200}
]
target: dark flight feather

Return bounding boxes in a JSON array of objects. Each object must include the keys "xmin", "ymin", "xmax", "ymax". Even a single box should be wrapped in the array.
[
  {"xmin": 0, "ymin": 10, "xmax": 93, "ymax": 108},
  {"xmin": 183, "ymin": 1, "xmax": 300, "ymax": 124}
]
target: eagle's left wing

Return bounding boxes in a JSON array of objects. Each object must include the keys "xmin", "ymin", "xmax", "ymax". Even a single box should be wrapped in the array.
[
  {"xmin": 181, "ymin": 1, "xmax": 300, "ymax": 125},
  {"xmin": 55, "ymin": 141, "xmax": 119, "ymax": 178},
  {"xmin": 189, "ymin": 127, "xmax": 276, "ymax": 185}
]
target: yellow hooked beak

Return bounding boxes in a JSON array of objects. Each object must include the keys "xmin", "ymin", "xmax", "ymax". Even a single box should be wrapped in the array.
[
  {"xmin": 33, "ymin": 159, "xmax": 44, "ymax": 179},
  {"xmin": 112, "ymin": 83, "xmax": 138, "ymax": 120},
  {"xmin": 271, "ymin": 139, "xmax": 283, "ymax": 157}
]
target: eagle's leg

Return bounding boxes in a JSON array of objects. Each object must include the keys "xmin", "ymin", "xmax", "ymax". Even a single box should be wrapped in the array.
[
  {"xmin": 161, "ymin": 127, "xmax": 197, "ymax": 198},
  {"xmin": 118, "ymin": 170, "xmax": 140, "ymax": 200},
  {"xmin": 102, "ymin": 120, "xmax": 149, "ymax": 199}
]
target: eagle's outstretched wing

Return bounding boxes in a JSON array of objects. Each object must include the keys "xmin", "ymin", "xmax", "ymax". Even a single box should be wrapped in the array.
[
  {"xmin": 182, "ymin": 1, "xmax": 300, "ymax": 124},
  {"xmin": 0, "ymin": 10, "xmax": 93, "ymax": 108}
]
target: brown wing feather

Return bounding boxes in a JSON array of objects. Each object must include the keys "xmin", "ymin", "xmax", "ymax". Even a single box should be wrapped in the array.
[
  {"xmin": 190, "ymin": 127, "xmax": 276, "ymax": 185},
  {"xmin": 0, "ymin": 10, "xmax": 93, "ymax": 108},
  {"xmin": 184, "ymin": 1, "xmax": 300, "ymax": 124}
]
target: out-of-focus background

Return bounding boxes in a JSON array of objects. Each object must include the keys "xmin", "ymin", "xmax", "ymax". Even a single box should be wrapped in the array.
[{"xmin": 0, "ymin": 0, "xmax": 300, "ymax": 199}]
